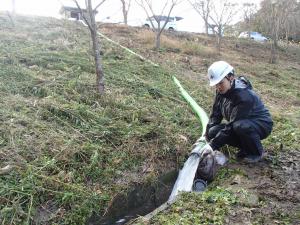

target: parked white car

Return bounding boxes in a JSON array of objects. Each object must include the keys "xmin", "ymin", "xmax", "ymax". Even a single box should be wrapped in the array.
[
  {"xmin": 238, "ymin": 31, "xmax": 268, "ymax": 42},
  {"xmin": 143, "ymin": 16, "xmax": 183, "ymax": 31}
]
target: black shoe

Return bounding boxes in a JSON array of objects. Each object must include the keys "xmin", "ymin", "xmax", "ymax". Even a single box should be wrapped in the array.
[
  {"xmin": 236, "ymin": 149, "xmax": 247, "ymax": 161},
  {"xmin": 243, "ymin": 154, "xmax": 264, "ymax": 163}
]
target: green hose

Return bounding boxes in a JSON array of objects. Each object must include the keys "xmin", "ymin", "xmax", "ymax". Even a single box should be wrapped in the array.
[{"xmin": 172, "ymin": 76, "xmax": 209, "ymax": 137}]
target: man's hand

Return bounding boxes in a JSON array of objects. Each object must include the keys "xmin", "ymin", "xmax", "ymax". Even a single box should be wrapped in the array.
[
  {"xmin": 201, "ymin": 144, "xmax": 213, "ymax": 157},
  {"xmin": 191, "ymin": 143, "xmax": 213, "ymax": 157}
]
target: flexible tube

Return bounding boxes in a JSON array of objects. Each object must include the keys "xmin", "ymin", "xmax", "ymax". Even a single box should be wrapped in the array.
[{"xmin": 172, "ymin": 76, "xmax": 209, "ymax": 137}]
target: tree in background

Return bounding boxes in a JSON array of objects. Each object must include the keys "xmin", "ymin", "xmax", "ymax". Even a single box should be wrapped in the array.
[
  {"xmin": 268, "ymin": 0, "xmax": 280, "ymax": 63},
  {"xmin": 120, "ymin": 0, "xmax": 132, "ymax": 25},
  {"xmin": 254, "ymin": 0, "xmax": 300, "ymax": 41},
  {"xmin": 74, "ymin": 0, "xmax": 106, "ymax": 94},
  {"xmin": 278, "ymin": 0, "xmax": 299, "ymax": 42},
  {"xmin": 287, "ymin": 1, "xmax": 300, "ymax": 42},
  {"xmin": 188, "ymin": 0, "xmax": 212, "ymax": 36},
  {"xmin": 136, "ymin": 0, "xmax": 182, "ymax": 49},
  {"xmin": 207, "ymin": 0, "xmax": 239, "ymax": 53},
  {"xmin": 242, "ymin": 3, "xmax": 257, "ymax": 37},
  {"xmin": 253, "ymin": 0, "xmax": 299, "ymax": 63}
]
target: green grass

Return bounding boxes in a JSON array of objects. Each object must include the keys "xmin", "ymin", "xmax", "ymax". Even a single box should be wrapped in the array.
[
  {"xmin": 0, "ymin": 14, "xmax": 201, "ymax": 224},
  {"xmin": 150, "ymin": 187, "xmax": 238, "ymax": 225}
]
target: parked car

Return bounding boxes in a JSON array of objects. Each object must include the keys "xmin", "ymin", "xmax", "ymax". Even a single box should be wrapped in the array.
[
  {"xmin": 238, "ymin": 31, "xmax": 269, "ymax": 42},
  {"xmin": 143, "ymin": 16, "xmax": 183, "ymax": 31}
]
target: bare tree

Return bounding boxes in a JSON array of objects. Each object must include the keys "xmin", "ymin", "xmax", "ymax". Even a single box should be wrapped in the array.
[
  {"xmin": 120, "ymin": 0, "xmax": 132, "ymax": 25},
  {"xmin": 73, "ymin": 0, "xmax": 106, "ymax": 94},
  {"xmin": 268, "ymin": 1, "xmax": 280, "ymax": 63},
  {"xmin": 242, "ymin": 3, "xmax": 257, "ymax": 37},
  {"xmin": 208, "ymin": 0, "xmax": 239, "ymax": 53},
  {"xmin": 136, "ymin": 0, "xmax": 182, "ymax": 49},
  {"xmin": 255, "ymin": 0, "xmax": 298, "ymax": 63},
  {"xmin": 279, "ymin": 0, "xmax": 298, "ymax": 42},
  {"xmin": 188, "ymin": 0, "xmax": 212, "ymax": 35},
  {"xmin": 286, "ymin": 1, "xmax": 300, "ymax": 42}
]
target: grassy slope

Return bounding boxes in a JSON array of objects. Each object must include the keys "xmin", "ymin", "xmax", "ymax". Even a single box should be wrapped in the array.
[
  {"xmin": 0, "ymin": 15, "xmax": 201, "ymax": 224},
  {"xmin": 0, "ymin": 14, "xmax": 299, "ymax": 224}
]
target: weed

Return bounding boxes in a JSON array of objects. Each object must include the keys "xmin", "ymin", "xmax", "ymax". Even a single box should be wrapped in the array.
[{"xmin": 151, "ymin": 187, "xmax": 237, "ymax": 225}]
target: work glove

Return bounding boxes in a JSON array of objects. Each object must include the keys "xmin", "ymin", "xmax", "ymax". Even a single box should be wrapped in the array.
[
  {"xmin": 200, "ymin": 144, "xmax": 214, "ymax": 157},
  {"xmin": 191, "ymin": 143, "xmax": 213, "ymax": 157}
]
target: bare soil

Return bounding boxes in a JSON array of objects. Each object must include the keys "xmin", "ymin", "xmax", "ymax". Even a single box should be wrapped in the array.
[{"xmin": 223, "ymin": 150, "xmax": 300, "ymax": 224}]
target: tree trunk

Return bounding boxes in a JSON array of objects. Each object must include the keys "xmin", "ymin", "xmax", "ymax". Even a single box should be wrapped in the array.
[
  {"xmin": 269, "ymin": 3, "xmax": 278, "ymax": 64},
  {"xmin": 124, "ymin": 12, "xmax": 128, "ymax": 25},
  {"xmin": 91, "ymin": 30, "xmax": 105, "ymax": 93},
  {"xmin": 205, "ymin": 21, "xmax": 209, "ymax": 35},
  {"xmin": 274, "ymin": 36, "xmax": 278, "ymax": 48},
  {"xmin": 270, "ymin": 38, "xmax": 277, "ymax": 64},
  {"xmin": 216, "ymin": 26, "xmax": 222, "ymax": 54},
  {"xmin": 87, "ymin": 0, "xmax": 105, "ymax": 93},
  {"xmin": 274, "ymin": 20, "xmax": 279, "ymax": 49},
  {"xmin": 217, "ymin": 34, "xmax": 221, "ymax": 54},
  {"xmin": 285, "ymin": 20, "xmax": 289, "ymax": 43},
  {"xmin": 247, "ymin": 21, "xmax": 250, "ymax": 37},
  {"xmin": 122, "ymin": 3, "xmax": 128, "ymax": 25},
  {"xmin": 155, "ymin": 32, "xmax": 161, "ymax": 49}
]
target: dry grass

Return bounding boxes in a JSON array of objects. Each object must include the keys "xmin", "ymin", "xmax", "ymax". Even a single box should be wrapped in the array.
[
  {"xmin": 136, "ymin": 29, "xmax": 218, "ymax": 58},
  {"xmin": 181, "ymin": 41, "xmax": 218, "ymax": 58},
  {"xmin": 161, "ymin": 35, "xmax": 182, "ymax": 49},
  {"xmin": 136, "ymin": 29, "xmax": 156, "ymax": 46}
]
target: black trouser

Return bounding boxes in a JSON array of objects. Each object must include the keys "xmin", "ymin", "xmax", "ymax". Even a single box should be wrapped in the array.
[{"xmin": 207, "ymin": 119, "xmax": 272, "ymax": 156}]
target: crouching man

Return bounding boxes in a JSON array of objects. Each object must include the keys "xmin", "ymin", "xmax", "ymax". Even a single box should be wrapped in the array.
[{"xmin": 202, "ymin": 61, "xmax": 273, "ymax": 163}]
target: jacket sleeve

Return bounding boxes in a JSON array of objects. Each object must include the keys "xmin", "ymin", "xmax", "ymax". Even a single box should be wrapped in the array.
[
  {"xmin": 209, "ymin": 90, "xmax": 254, "ymax": 150},
  {"xmin": 206, "ymin": 94, "xmax": 223, "ymax": 134}
]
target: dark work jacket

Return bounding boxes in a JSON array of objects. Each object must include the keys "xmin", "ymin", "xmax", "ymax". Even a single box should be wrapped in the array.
[{"xmin": 207, "ymin": 77, "xmax": 273, "ymax": 150}]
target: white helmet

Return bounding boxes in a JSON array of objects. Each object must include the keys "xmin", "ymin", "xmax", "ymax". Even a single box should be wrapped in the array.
[{"xmin": 207, "ymin": 61, "xmax": 234, "ymax": 86}]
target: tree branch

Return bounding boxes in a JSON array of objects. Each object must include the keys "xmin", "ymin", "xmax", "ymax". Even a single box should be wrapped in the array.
[
  {"xmin": 159, "ymin": 1, "xmax": 176, "ymax": 34},
  {"xmin": 94, "ymin": 0, "xmax": 107, "ymax": 11},
  {"xmin": 159, "ymin": 0, "xmax": 169, "ymax": 17},
  {"xmin": 73, "ymin": 0, "xmax": 92, "ymax": 30},
  {"xmin": 136, "ymin": 0, "xmax": 156, "ymax": 29}
]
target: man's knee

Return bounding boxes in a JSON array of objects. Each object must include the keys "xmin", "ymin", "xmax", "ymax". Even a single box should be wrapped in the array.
[{"xmin": 232, "ymin": 120, "xmax": 254, "ymax": 134}]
